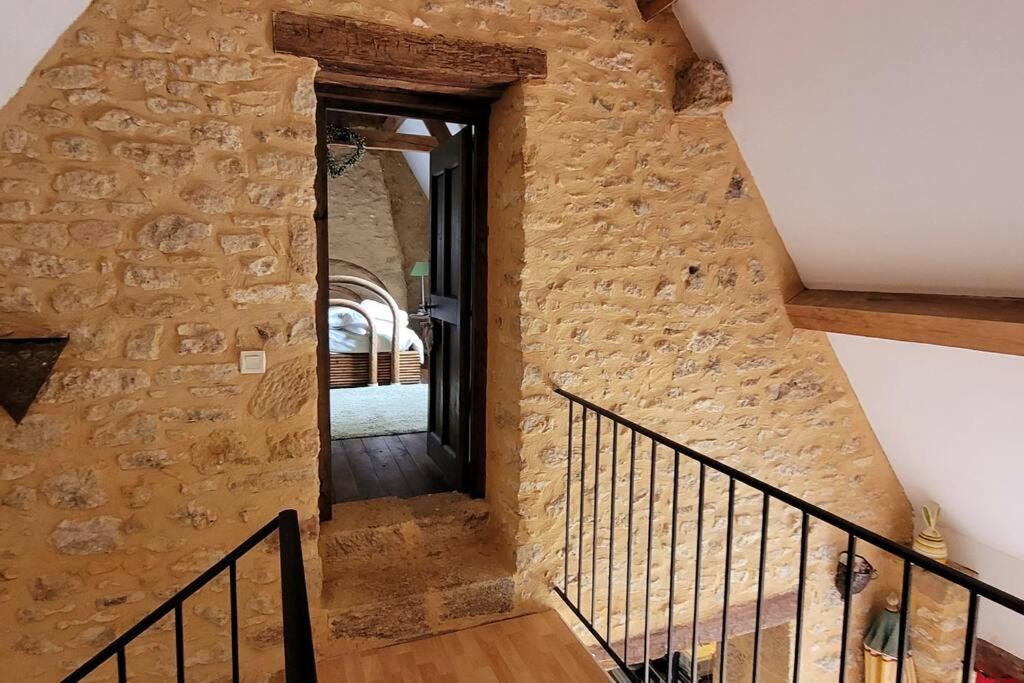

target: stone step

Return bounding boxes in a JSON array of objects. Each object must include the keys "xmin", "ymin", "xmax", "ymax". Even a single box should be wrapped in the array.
[
  {"xmin": 316, "ymin": 492, "xmax": 517, "ymax": 655},
  {"xmin": 319, "ymin": 492, "xmax": 491, "ymax": 579}
]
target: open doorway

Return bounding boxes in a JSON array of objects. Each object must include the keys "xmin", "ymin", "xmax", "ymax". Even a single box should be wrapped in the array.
[{"xmin": 314, "ymin": 90, "xmax": 490, "ymax": 513}]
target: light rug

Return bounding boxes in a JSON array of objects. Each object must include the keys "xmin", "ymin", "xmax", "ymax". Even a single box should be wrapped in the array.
[{"xmin": 330, "ymin": 383, "xmax": 429, "ymax": 440}]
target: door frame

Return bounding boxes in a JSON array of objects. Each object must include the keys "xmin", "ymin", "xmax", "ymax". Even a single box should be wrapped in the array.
[{"xmin": 314, "ymin": 85, "xmax": 492, "ymax": 519}]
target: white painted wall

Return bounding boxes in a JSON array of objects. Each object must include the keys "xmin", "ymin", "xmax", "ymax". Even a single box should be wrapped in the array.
[
  {"xmin": 672, "ymin": 0, "xmax": 1024, "ymax": 653},
  {"xmin": 829, "ymin": 333, "xmax": 1024, "ymax": 652},
  {"xmin": 945, "ymin": 529, "xmax": 1024, "ymax": 657},
  {"xmin": 0, "ymin": 1, "xmax": 91, "ymax": 108}
]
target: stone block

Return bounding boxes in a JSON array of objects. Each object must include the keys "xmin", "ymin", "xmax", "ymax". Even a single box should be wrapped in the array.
[
  {"xmin": 138, "ymin": 214, "xmax": 212, "ymax": 253},
  {"xmin": 50, "ymin": 516, "xmax": 125, "ymax": 555},
  {"xmin": 673, "ymin": 60, "xmax": 732, "ymax": 115}
]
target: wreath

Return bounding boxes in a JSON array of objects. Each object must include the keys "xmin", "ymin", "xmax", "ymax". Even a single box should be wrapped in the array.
[{"xmin": 325, "ymin": 124, "xmax": 366, "ymax": 177}]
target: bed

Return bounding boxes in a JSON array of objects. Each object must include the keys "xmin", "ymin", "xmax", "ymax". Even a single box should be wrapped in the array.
[{"xmin": 328, "ymin": 276, "xmax": 425, "ymax": 389}]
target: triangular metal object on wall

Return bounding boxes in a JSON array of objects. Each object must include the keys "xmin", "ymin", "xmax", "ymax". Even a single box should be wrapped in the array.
[{"xmin": 0, "ymin": 337, "xmax": 68, "ymax": 424}]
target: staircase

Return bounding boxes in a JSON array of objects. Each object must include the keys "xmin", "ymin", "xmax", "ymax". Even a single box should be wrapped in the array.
[{"xmin": 317, "ymin": 492, "xmax": 518, "ymax": 655}]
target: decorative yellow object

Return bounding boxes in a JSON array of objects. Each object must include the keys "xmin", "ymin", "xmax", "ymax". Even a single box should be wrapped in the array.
[
  {"xmin": 913, "ymin": 503, "xmax": 949, "ymax": 564},
  {"xmin": 864, "ymin": 648, "xmax": 919, "ymax": 683}
]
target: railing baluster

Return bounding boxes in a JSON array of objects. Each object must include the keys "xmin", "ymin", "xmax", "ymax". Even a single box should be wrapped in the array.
[
  {"xmin": 624, "ymin": 429, "xmax": 637, "ymax": 666},
  {"xmin": 606, "ymin": 422, "xmax": 618, "ymax": 646},
  {"xmin": 839, "ymin": 534, "xmax": 857, "ymax": 683},
  {"xmin": 666, "ymin": 450, "xmax": 681, "ymax": 669},
  {"xmin": 690, "ymin": 463, "xmax": 706, "ymax": 683},
  {"xmin": 278, "ymin": 509, "xmax": 317, "ymax": 683},
  {"xmin": 962, "ymin": 591, "xmax": 979, "ymax": 683},
  {"xmin": 792, "ymin": 512, "xmax": 809, "ymax": 683},
  {"xmin": 642, "ymin": 440, "xmax": 657, "ymax": 683},
  {"xmin": 174, "ymin": 603, "xmax": 185, "ymax": 683},
  {"xmin": 895, "ymin": 559, "xmax": 911, "ymax": 683},
  {"xmin": 719, "ymin": 477, "xmax": 736, "ymax": 683},
  {"xmin": 592, "ymin": 414, "xmax": 601, "ymax": 623},
  {"xmin": 752, "ymin": 492, "xmax": 770, "ymax": 683},
  {"xmin": 230, "ymin": 560, "xmax": 240, "ymax": 683},
  {"xmin": 62, "ymin": 512, "xmax": 314, "ymax": 683},
  {"xmin": 564, "ymin": 401, "xmax": 573, "ymax": 595},
  {"xmin": 577, "ymin": 407, "xmax": 588, "ymax": 607},
  {"xmin": 549, "ymin": 390, "xmax": 1024, "ymax": 683}
]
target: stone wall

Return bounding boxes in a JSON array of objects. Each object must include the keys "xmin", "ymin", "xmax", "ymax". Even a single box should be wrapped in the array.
[
  {"xmin": 0, "ymin": 2, "xmax": 324, "ymax": 679},
  {"xmin": 379, "ymin": 152, "xmax": 430, "ymax": 313},
  {"xmin": 327, "ymin": 151, "xmax": 429, "ymax": 313},
  {"xmin": 0, "ymin": 0, "xmax": 913, "ymax": 680}
]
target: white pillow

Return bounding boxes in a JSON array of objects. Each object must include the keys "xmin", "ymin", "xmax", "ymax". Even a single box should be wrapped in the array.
[
  {"xmin": 358, "ymin": 299, "xmax": 409, "ymax": 329},
  {"xmin": 328, "ymin": 306, "xmax": 365, "ymax": 330}
]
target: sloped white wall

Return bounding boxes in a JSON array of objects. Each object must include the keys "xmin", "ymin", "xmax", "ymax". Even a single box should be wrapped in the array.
[{"xmin": 0, "ymin": 1, "xmax": 92, "ymax": 107}]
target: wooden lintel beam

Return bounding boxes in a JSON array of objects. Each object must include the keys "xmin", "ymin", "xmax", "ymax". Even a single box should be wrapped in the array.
[
  {"xmin": 423, "ymin": 119, "xmax": 452, "ymax": 142},
  {"xmin": 331, "ymin": 128, "xmax": 438, "ymax": 153},
  {"xmin": 786, "ymin": 289, "xmax": 1024, "ymax": 356},
  {"xmin": 638, "ymin": 0, "xmax": 675, "ymax": 21},
  {"xmin": 274, "ymin": 12, "xmax": 546, "ymax": 95}
]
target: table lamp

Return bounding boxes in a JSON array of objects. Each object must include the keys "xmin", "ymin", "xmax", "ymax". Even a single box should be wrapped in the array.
[{"xmin": 410, "ymin": 261, "xmax": 429, "ymax": 312}]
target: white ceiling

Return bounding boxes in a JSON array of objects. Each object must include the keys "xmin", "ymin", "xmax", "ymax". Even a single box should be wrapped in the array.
[
  {"xmin": 674, "ymin": 0, "xmax": 1024, "ymax": 297},
  {"xmin": 673, "ymin": 0, "xmax": 1024, "ymax": 633},
  {"xmin": 0, "ymin": 1, "xmax": 91, "ymax": 107}
]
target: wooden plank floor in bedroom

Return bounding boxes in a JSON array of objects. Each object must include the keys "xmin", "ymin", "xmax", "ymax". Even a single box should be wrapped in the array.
[{"xmin": 331, "ymin": 433, "xmax": 451, "ymax": 503}]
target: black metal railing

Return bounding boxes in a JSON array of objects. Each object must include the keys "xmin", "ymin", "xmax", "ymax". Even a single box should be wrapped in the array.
[
  {"xmin": 554, "ymin": 388, "xmax": 1024, "ymax": 683},
  {"xmin": 62, "ymin": 509, "xmax": 317, "ymax": 683}
]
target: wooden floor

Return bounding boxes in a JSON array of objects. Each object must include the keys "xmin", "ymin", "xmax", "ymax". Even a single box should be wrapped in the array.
[
  {"xmin": 331, "ymin": 432, "xmax": 450, "ymax": 504},
  {"xmin": 318, "ymin": 610, "xmax": 610, "ymax": 682}
]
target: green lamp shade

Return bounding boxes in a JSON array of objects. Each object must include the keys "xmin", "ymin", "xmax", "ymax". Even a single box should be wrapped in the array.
[{"xmin": 410, "ymin": 261, "xmax": 430, "ymax": 277}]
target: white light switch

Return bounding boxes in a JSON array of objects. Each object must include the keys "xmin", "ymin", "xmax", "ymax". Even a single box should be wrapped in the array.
[{"xmin": 239, "ymin": 350, "xmax": 266, "ymax": 374}]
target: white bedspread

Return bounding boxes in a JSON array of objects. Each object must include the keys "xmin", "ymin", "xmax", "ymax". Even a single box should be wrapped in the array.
[
  {"xmin": 328, "ymin": 327, "xmax": 424, "ymax": 363},
  {"xmin": 328, "ymin": 300, "xmax": 424, "ymax": 363}
]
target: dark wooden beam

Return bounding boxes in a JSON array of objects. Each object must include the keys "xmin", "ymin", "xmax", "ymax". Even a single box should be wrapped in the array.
[
  {"xmin": 331, "ymin": 128, "xmax": 438, "ymax": 153},
  {"xmin": 593, "ymin": 591, "xmax": 798, "ymax": 665},
  {"xmin": 381, "ymin": 116, "xmax": 406, "ymax": 133},
  {"xmin": 638, "ymin": 0, "xmax": 675, "ymax": 21},
  {"xmin": 423, "ymin": 119, "xmax": 452, "ymax": 141},
  {"xmin": 786, "ymin": 289, "xmax": 1024, "ymax": 356},
  {"xmin": 977, "ymin": 638, "xmax": 1024, "ymax": 681},
  {"xmin": 316, "ymin": 82, "xmax": 493, "ymax": 124},
  {"xmin": 274, "ymin": 12, "xmax": 546, "ymax": 97}
]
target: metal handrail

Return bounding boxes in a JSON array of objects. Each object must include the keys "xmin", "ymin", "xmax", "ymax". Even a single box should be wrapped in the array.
[
  {"xmin": 62, "ymin": 509, "xmax": 317, "ymax": 683},
  {"xmin": 555, "ymin": 388, "xmax": 1024, "ymax": 683}
]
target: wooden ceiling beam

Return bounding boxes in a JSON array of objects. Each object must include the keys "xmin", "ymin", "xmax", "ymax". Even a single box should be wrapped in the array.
[
  {"xmin": 331, "ymin": 128, "xmax": 438, "ymax": 153},
  {"xmin": 381, "ymin": 116, "xmax": 406, "ymax": 133},
  {"xmin": 638, "ymin": 0, "xmax": 675, "ymax": 22},
  {"xmin": 423, "ymin": 119, "xmax": 452, "ymax": 141},
  {"xmin": 786, "ymin": 289, "xmax": 1024, "ymax": 356}
]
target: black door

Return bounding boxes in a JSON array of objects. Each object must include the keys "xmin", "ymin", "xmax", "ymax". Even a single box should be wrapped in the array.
[{"xmin": 426, "ymin": 127, "xmax": 475, "ymax": 490}]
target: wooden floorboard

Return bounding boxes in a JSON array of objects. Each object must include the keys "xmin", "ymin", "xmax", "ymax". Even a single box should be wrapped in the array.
[
  {"xmin": 331, "ymin": 433, "xmax": 445, "ymax": 503},
  {"xmin": 362, "ymin": 436, "xmax": 414, "ymax": 498},
  {"xmin": 379, "ymin": 435, "xmax": 429, "ymax": 495},
  {"xmin": 339, "ymin": 438, "xmax": 384, "ymax": 501},
  {"xmin": 330, "ymin": 441, "xmax": 360, "ymax": 503},
  {"xmin": 395, "ymin": 432, "xmax": 449, "ymax": 493},
  {"xmin": 318, "ymin": 610, "xmax": 609, "ymax": 682}
]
